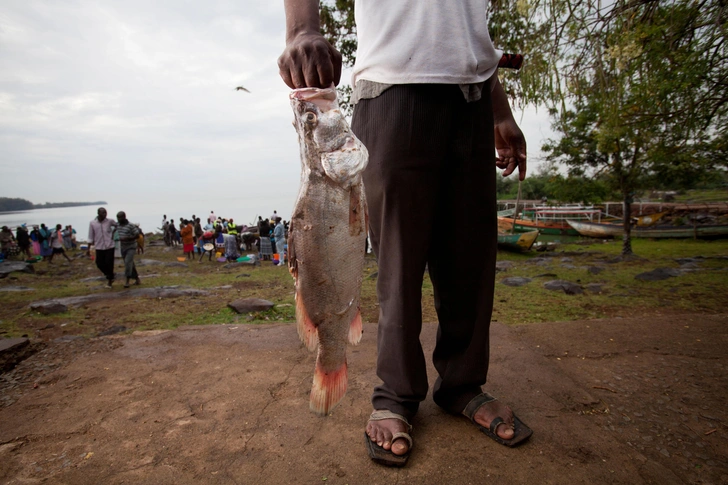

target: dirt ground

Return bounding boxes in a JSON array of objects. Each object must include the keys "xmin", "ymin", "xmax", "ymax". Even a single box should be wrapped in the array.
[{"xmin": 1, "ymin": 312, "xmax": 726, "ymax": 484}]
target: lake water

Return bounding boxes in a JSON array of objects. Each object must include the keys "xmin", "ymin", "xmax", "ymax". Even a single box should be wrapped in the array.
[{"xmin": 0, "ymin": 195, "xmax": 294, "ymax": 242}]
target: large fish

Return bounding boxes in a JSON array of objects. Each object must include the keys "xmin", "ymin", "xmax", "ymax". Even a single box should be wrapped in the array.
[{"xmin": 288, "ymin": 87, "xmax": 368, "ymax": 416}]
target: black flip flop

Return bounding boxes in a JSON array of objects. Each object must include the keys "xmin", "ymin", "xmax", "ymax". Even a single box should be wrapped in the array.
[
  {"xmin": 365, "ymin": 410, "xmax": 413, "ymax": 467},
  {"xmin": 463, "ymin": 393, "xmax": 533, "ymax": 447}
]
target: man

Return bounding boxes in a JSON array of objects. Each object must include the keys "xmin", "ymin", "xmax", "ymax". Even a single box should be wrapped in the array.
[
  {"xmin": 49, "ymin": 224, "xmax": 72, "ymax": 263},
  {"xmin": 272, "ymin": 217, "xmax": 286, "ymax": 265},
  {"xmin": 279, "ymin": 0, "xmax": 530, "ymax": 466},
  {"xmin": 88, "ymin": 207, "xmax": 117, "ymax": 288},
  {"xmin": 194, "ymin": 217, "xmax": 203, "ymax": 254},
  {"xmin": 208, "ymin": 211, "xmax": 216, "ymax": 224},
  {"xmin": 116, "ymin": 211, "xmax": 141, "ymax": 288},
  {"xmin": 16, "ymin": 224, "xmax": 32, "ymax": 259}
]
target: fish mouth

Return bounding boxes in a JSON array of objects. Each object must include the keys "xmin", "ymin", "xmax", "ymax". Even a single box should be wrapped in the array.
[{"xmin": 291, "ymin": 86, "xmax": 338, "ymax": 111}]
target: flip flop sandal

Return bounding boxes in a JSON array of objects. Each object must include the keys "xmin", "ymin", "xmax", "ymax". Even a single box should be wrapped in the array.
[
  {"xmin": 365, "ymin": 410, "xmax": 413, "ymax": 467},
  {"xmin": 463, "ymin": 393, "xmax": 533, "ymax": 447}
]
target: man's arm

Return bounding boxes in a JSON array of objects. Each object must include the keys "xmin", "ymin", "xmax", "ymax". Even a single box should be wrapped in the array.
[
  {"xmin": 491, "ymin": 75, "xmax": 527, "ymax": 181},
  {"xmin": 278, "ymin": 0, "xmax": 342, "ymax": 89}
]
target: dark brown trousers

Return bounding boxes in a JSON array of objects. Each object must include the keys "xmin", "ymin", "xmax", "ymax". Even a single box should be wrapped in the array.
[{"xmin": 351, "ymin": 84, "xmax": 497, "ymax": 420}]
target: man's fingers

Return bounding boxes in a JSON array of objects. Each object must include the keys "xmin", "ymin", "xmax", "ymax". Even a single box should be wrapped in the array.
[
  {"xmin": 316, "ymin": 62, "xmax": 335, "ymax": 89},
  {"xmin": 518, "ymin": 155, "xmax": 528, "ymax": 181}
]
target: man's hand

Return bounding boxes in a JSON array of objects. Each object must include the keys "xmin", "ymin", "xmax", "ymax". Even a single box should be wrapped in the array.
[
  {"xmin": 278, "ymin": 32, "xmax": 342, "ymax": 89},
  {"xmin": 278, "ymin": 0, "xmax": 341, "ymax": 89},
  {"xmin": 495, "ymin": 118, "xmax": 527, "ymax": 181}
]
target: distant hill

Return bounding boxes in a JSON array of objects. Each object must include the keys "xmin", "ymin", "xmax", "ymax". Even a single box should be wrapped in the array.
[{"xmin": 0, "ymin": 198, "xmax": 107, "ymax": 212}]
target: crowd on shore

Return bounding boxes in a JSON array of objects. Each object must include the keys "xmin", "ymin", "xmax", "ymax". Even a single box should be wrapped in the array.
[
  {"xmin": 157, "ymin": 210, "xmax": 289, "ymax": 265},
  {"xmin": 0, "ymin": 223, "xmax": 78, "ymax": 264},
  {"xmin": 1, "ymin": 207, "xmax": 290, "ymax": 290}
]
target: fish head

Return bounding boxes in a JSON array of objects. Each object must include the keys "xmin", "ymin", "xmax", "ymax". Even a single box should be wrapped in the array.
[{"xmin": 290, "ymin": 87, "xmax": 368, "ymax": 187}]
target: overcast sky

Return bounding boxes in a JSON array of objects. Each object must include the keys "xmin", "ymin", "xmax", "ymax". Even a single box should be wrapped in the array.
[{"xmin": 0, "ymin": 1, "xmax": 553, "ymax": 207}]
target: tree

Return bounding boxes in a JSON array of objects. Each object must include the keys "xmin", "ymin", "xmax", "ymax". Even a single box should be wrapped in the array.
[{"xmin": 533, "ymin": 0, "xmax": 727, "ymax": 255}]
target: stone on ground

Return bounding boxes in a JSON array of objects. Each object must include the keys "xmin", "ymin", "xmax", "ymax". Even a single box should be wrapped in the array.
[{"xmin": 228, "ymin": 298, "xmax": 275, "ymax": 314}]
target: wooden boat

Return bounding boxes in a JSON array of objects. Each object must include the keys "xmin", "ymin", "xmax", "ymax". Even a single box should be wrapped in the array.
[
  {"xmin": 497, "ymin": 229, "xmax": 539, "ymax": 251},
  {"xmin": 566, "ymin": 220, "xmax": 728, "ymax": 239},
  {"xmin": 497, "ymin": 206, "xmax": 616, "ymax": 236}
]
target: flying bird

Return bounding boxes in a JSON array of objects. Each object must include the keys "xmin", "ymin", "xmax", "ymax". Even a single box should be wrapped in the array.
[{"xmin": 235, "ymin": 86, "xmax": 250, "ymax": 93}]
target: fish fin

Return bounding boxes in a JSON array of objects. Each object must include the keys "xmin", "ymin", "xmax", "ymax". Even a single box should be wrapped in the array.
[
  {"xmin": 310, "ymin": 356, "xmax": 348, "ymax": 416},
  {"xmin": 296, "ymin": 293, "xmax": 318, "ymax": 351},
  {"xmin": 348, "ymin": 309, "xmax": 363, "ymax": 345}
]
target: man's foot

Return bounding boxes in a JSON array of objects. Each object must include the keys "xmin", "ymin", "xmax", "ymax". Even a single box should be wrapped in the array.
[
  {"xmin": 366, "ymin": 411, "xmax": 411, "ymax": 456},
  {"xmin": 472, "ymin": 399, "xmax": 515, "ymax": 440},
  {"xmin": 105, "ymin": 282, "xmax": 113, "ymax": 289},
  {"xmin": 463, "ymin": 393, "xmax": 533, "ymax": 447},
  {"xmin": 134, "ymin": 278, "xmax": 141, "ymax": 285}
]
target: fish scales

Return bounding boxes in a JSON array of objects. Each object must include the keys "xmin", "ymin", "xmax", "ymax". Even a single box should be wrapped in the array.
[{"xmin": 288, "ymin": 87, "xmax": 368, "ymax": 416}]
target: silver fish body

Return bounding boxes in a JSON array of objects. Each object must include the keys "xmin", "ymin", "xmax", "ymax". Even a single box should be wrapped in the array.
[{"xmin": 288, "ymin": 87, "xmax": 368, "ymax": 415}]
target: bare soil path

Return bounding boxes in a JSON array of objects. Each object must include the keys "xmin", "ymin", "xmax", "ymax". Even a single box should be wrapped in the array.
[{"xmin": 1, "ymin": 313, "xmax": 726, "ymax": 484}]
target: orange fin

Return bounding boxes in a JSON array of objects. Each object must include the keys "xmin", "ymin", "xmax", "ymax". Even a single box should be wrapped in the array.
[
  {"xmin": 348, "ymin": 309, "xmax": 363, "ymax": 345},
  {"xmin": 310, "ymin": 356, "xmax": 347, "ymax": 416},
  {"xmin": 296, "ymin": 294, "xmax": 318, "ymax": 351}
]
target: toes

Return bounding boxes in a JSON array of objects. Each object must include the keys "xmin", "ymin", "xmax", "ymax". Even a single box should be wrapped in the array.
[
  {"xmin": 494, "ymin": 421, "xmax": 515, "ymax": 439},
  {"xmin": 391, "ymin": 438, "xmax": 409, "ymax": 456}
]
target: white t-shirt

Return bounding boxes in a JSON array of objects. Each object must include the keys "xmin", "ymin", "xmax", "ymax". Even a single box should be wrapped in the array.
[{"xmin": 352, "ymin": 0, "xmax": 502, "ymax": 87}]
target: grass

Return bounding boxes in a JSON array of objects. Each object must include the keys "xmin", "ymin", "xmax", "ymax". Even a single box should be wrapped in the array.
[
  {"xmin": 673, "ymin": 188, "xmax": 728, "ymax": 203},
  {"xmin": 0, "ymin": 237, "xmax": 726, "ymax": 339}
]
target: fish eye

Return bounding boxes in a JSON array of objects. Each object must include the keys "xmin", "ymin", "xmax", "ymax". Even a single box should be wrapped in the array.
[{"xmin": 305, "ymin": 112, "xmax": 317, "ymax": 123}]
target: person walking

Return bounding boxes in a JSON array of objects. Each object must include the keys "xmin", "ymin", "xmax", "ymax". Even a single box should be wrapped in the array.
[
  {"xmin": 194, "ymin": 218, "xmax": 203, "ymax": 254},
  {"xmin": 116, "ymin": 211, "xmax": 141, "ymax": 288},
  {"xmin": 16, "ymin": 224, "xmax": 32, "ymax": 259},
  {"xmin": 279, "ymin": 0, "xmax": 531, "ymax": 466},
  {"xmin": 48, "ymin": 224, "xmax": 72, "ymax": 263},
  {"xmin": 88, "ymin": 207, "xmax": 117, "ymax": 288}
]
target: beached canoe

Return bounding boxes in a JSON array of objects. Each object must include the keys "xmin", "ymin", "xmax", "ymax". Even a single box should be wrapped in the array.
[
  {"xmin": 497, "ymin": 230, "xmax": 539, "ymax": 252},
  {"xmin": 566, "ymin": 220, "xmax": 728, "ymax": 239}
]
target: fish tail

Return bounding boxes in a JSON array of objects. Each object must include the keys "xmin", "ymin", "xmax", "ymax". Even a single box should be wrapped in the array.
[
  {"xmin": 310, "ymin": 354, "xmax": 348, "ymax": 416},
  {"xmin": 296, "ymin": 293, "xmax": 318, "ymax": 351},
  {"xmin": 348, "ymin": 309, "xmax": 363, "ymax": 345}
]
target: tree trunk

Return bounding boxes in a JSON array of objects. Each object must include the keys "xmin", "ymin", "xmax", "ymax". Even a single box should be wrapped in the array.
[{"xmin": 622, "ymin": 192, "xmax": 633, "ymax": 256}]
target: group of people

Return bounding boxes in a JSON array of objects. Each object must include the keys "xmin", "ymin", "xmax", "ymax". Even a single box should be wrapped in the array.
[
  {"xmin": 158, "ymin": 210, "xmax": 288, "ymax": 265},
  {"xmin": 0, "ymin": 223, "xmax": 78, "ymax": 264},
  {"xmin": 257, "ymin": 213, "xmax": 287, "ymax": 264},
  {"xmin": 87, "ymin": 207, "xmax": 143, "ymax": 289}
]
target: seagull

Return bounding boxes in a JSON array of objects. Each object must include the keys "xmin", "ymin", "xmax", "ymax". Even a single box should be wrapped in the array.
[{"xmin": 235, "ymin": 86, "xmax": 250, "ymax": 93}]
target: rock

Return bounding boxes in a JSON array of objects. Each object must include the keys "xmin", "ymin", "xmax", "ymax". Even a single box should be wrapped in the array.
[
  {"xmin": 0, "ymin": 338, "xmax": 31, "ymax": 372},
  {"xmin": 98, "ymin": 325, "xmax": 127, "ymax": 336},
  {"xmin": 535, "ymin": 273, "xmax": 558, "ymax": 278},
  {"xmin": 29, "ymin": 287, "xmax": 209, "ymax": 309},
  {"xmin": 228, "ymin": 298, "xmax": 275, "ymax": 314},
  {"xmin": 79, "ymin": 273, "xmax": 124, "ymax": 283},
  {"xmin": 501, "ymin": 277, "xmax": 532, "ymax": 287},
  {"xmin": 587, "ymin": 266, "xmax": 604, "ymax": 275},
  {"xmin": 165, "ymin": 262, "xmax": 189, "ymax": 268},
  {"xmin": 235, "ymin": 273, "xmax": 252, "ymax": 278},
  {"xmin": 0, "ymin": 286, "xmax": 35, "ymax": 292},
  {"xmin": 544, "ymin": 280, "xmax": 584, "ymax": 295},
  {"xmin": 367, "ymin": 272, "xmax": 378, "ymax": 280},
  {"xmin": 0, "ymin": 261, "xmax": 34, "ymax": 277},
  {"xmin": 586, "ymin": 283, "xmax": 604, "ymax": 294},
  {"xmin": 138, "ymin": 259, "xmax": 163, "ymax": 266},
  {"xmin": 214, "ymin": 285, "xmax": 233, "ymax": 290},
  {"xmin": 635, "ymin": 268, "xmax": 681, "ymax": 281},
  {"xmin": 29, "ymin": 301, "xmax": 69, "ymax": 315},
  {"xmin": 496, "ymin": 261, "xmax": 515, "ymax": 271}
]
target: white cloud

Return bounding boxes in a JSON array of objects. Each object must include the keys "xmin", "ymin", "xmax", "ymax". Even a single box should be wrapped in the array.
[{"xmin": 0, "ymin": 0, "xmax": 556, "ymax": 207}]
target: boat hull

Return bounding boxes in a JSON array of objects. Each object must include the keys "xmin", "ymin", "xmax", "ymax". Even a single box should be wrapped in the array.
[
  {"xmin": 566, "ymin": 220, "xmax": 728, "ymax": 239},
  {"xmin": 497, "ymin": 230, "xmax": 539, "ymax": 251}
]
